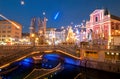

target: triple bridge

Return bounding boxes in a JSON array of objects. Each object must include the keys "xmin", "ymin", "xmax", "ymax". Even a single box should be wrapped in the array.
[{"xmin": 0, "ymin": 45, "xmax": 81, "ymax": 68}]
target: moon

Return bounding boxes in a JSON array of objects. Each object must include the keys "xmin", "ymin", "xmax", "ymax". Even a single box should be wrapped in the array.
[
  {"xmin": 43, "ymin": 12, "xmax": 46, "ymax": 15},
  {"xmin": 21, "ymin": 0, "xmax": 25, "ymax": 5}
]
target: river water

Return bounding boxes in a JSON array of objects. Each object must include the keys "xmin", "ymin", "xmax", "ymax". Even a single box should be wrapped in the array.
[{"xmin": 0, "ymin": 53, "xmax": 120, "ymax": 79}]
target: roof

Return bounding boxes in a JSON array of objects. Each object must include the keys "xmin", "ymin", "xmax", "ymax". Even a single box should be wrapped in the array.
[
  {"xmin": 22, "ymin": 33, "xmax": 30, "ymax": 36},
  {"xmin": 110, "ymin": 15, "xmax": 120, "ymax": 21},
  {"xmin": 55, "ymin": 29, "xmax": 63, "ymax": 32}
]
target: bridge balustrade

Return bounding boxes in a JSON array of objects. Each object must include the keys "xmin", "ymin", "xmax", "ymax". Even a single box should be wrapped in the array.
[
  {"xmin": 0, "ymin": 45, "xmax": 80, "ymax": 68},
  {"xmin": 0, "ymin": 46, "xmax": 34, "ymax": 67},
  {"xmin": 78, "ymin": 44, "xmax": 120, "ymax": 51},
  {"xmin": 24, "ymin": 63, "xmax": 62, "ymax": 79},
  {"xmin": 0, "ymin": 45, "xmax": 33, "ymax": 51}
]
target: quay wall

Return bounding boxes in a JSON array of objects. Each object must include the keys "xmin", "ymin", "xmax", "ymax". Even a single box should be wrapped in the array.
[{"xmin": 80, "ymin": 60, "xmax": 120, "ymax": 73}]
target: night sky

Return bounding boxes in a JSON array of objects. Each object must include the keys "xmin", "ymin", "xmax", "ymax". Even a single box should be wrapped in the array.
[{"xmin": 0, "ymin": 0, "xmax": 120, "ymax": 32}]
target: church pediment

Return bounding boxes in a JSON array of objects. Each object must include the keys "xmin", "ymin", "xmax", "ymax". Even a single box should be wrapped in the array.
[{"xmin": 91, "ymin": 9, "xmax": 103, "ymax": 15}]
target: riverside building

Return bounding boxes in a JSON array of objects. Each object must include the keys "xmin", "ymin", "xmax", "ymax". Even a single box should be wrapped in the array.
[
  {"xmin": 86, "ymin": 9, "xmax": 120, "ymax": 46},
  {"xmin": 0, "ymin": 20, "xmax": 22, "ymax": 45}
]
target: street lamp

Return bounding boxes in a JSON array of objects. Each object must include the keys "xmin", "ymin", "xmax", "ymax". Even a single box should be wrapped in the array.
[
  {"xmin": 35, "ymin": 37, "xmax": 39, "ymax": 45},
  {"xmin": 52, "ymin": 35, "xmax": 55, "ymax": 46},
  {"xmin": 31, "ymin": 33, "xmax": 35, "ymax": 46}
]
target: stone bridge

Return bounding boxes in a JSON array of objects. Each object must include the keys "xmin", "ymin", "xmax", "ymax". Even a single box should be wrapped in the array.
[{"xmin": 0, "ymin": 45, "xmax": 80, "ymax": 68}]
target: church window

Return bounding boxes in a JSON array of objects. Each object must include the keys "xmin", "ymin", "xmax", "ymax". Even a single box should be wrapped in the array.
[{"xmin": 95, "ymin": 17, "xmax": 98, "ymax": 22}]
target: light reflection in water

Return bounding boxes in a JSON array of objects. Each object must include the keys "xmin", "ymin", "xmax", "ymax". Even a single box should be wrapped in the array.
[{"xmin": 19, "ymin": 58, "xmax": 33, "ymax": 67}]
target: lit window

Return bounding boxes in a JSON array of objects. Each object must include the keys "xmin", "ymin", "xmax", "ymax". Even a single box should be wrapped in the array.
[
  {"xmin": 116, "ymin": 53, "xmax": 119, "ymax": 55},
  {"xmin": 111, "ymin": 52, "xmax": 114, "ymax": 55},
  {"xmin": 107, "ymin": 52, "xmax": 109, "ymax": 55}
]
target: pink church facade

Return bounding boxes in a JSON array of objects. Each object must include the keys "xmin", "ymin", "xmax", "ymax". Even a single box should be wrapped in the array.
[{"xmin": 86, "ymin": 9, "xmax": 120, "ymax": 45}]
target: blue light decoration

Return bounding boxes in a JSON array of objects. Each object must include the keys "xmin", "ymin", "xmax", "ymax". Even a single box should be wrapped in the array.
[
  {"xmin": 76, "ymin": 29, "xmax": 80, "ymax": 35},
  {"xmin": 43, "ymin": 54, "xmax": 80, "ymax": 66},
  {"xmin": 45, "ymin": 64, "xmax": 48, "ymax": 67},
  {"xmin": 23, "ymin": 58, "xmax": 33, "ymax": 63},
  {"xmin": 20, "ymin": 58, "xmax": 33, "ymax": 67},
  {"xmin": 64, "ymin": 57, "xmax": 75, "ymax": 65},
  {"xmin": 43, "ymin": 54, "xmax": 60, "ymax": 60},
  {"xmin": 49, "ymin": 65, "xmax": 52, "ymax": 68},
  {"xmin": 42, "ymin": 63, "xmax": 44, "ymax": 66},
  {"xmin": 64, "ymin": 57, "xmax": 80, "ymax": 66},
  {"xmin": 54, "ymin": 12, "xmax": 59, "ymax": 20}
]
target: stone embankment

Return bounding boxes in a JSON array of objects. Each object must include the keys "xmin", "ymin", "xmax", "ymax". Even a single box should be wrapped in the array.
[{"xmin": 80, "ymin": 59, "xmax": 120, "ymax": 73}]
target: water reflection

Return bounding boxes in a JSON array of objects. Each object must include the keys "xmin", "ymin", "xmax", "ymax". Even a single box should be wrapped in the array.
[{"xmin": 0, "ymin": 53, "xmax": 120, "ymax": 79}]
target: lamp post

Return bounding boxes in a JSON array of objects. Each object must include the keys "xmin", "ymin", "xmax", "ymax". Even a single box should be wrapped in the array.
[
  {"xmin": 31, "ymin": 33, "xmax": 35, "ymax": 46},
  {"xmin": 52, "ymin": 35, "xmax": 55, "ymax": 46}
]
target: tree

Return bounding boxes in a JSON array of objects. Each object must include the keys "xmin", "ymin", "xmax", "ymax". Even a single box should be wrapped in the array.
[{"xmin": 66, "ymin": 26, "xmax": 75, "ymax": 44}]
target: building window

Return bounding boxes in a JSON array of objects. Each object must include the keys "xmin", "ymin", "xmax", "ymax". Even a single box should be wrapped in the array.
[
  {"xmin": 95, "ymin": 17, "xmax": 98, "ymax": 22},
  {"xmin": 2, "ymin": 35, "xmax": 6, "ymax": 37},
  {"xmin": 2, "ymin": 31, "xmax": 6, "ymax": 33},
  {"xmin": 7, "ymin": 35, "xmax": 11, "ymax": 37},
  {"xmin": 1, "ymin": 26, "xmax": 6, "ymax": 29},
  {"xmin": 7, "ymin": 31, "xmax": 11, "ymax": 33},
  {"xmin": 8, "ymin": 26, "xmax": 11, "ymax": 29},
  {"xmin": 116, "ymin": 23, "xmax": 119, "ymax": 30},
  {"xmin": 2, "ymin": 39, "xmax": 4, "ymax": 41},
  {"xmin": 111, "ymin": 26, "xmax": 114, "ymax": 30}
]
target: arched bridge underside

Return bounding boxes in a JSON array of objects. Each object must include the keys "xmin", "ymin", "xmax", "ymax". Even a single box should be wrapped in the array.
[{"xmin": 0, "ymin": 45, "xmax": 80, "ymax": 68}]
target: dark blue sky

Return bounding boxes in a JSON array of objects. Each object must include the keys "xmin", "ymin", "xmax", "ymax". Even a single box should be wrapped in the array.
[{"xmin": 0, "ymin": 0, "xmax": 120, "ymax": 32}]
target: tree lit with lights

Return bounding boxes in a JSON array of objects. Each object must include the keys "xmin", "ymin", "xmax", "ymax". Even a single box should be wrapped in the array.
[{"xmin": 66, "ymin": 26, "xmax": 75, "ymax": 44}]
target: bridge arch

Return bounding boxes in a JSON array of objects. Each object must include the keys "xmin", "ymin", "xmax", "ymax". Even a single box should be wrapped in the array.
[{"xmin": 42, "ymin": 51, "xmax": 80, "ymax": 66}]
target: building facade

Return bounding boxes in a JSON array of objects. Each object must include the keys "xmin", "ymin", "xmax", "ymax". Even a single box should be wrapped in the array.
[
  {"xmin": 55, "ymin": 29, "xmax": 66, "ymax": 44},
  {"xmin": 20, "ymin": 33, "xmax": 30, "ymax": 45},
  {"xmin": 86, "ymin": 9, "xmax": 120, "ymax": 46},
  {"xmin": 45, "ymin": 28, "xmax": 66, "ymax": 45},
  {"xmin": 0, "ymin": 20, "xmax": 22, "ymax": 45},
  {"xmin": 45, "ymin": 28, "xmax": 56, "ymax": 45},
  {"xmin": 29, "ymin": 17, "xmax": 47, "ymax": 45}
]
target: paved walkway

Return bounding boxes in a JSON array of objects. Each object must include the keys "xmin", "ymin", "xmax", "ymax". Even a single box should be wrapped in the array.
[{"xmin": 24, "ymin": 63, "xmax": 62, "ymax": 79}]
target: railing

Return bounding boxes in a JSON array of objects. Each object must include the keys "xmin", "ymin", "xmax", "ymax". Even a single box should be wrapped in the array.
[
  {"xmin": 78, "ymin": 44, "xmax": 120, "ymax": 51},
  {"xmin": 0, "ymin": 45, "xmax": 79, "ymax": 68},
  {"xmin": 24, "ymin": 63, "xmax": 62, "ymax": 79},
  {"xmin": 0, "ymin": 46, "xmax": 34, "ymax": 68}
]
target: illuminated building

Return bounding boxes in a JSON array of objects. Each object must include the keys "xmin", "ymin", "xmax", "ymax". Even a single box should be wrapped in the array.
[
  {"xmin": 45, "ymin": 28, "xmax": 66, "ymax": 45},
  {"xmin": 0, "ymin": 20, "xmax": 22, "ymax": 45},
  {"xmin": 38, "ymin": 17, "xmax": 47, "ymax": 44},
  {"xmin": 45, "ymin": 28, "xmax": 56, "ymax": 45},
  {"xmin": 29, "ymin": 17, "xmax": 47, "ymax": 45},
  {"xmin": 55, "ymin": 29, "xmax": 66, "ymax": 44},
  {"xmin": 38, "ymin": 17, "xmax": 46, "ymax": 36},
  {"xmin": 86, "ymin": 9, "xmax": 120, "ymax": 45},
  {"xmin": 29, "ymin": 18, "xmax": 36, "ymax": 34},
  {"xmin": 20, "ymin": 33, "xmax": 30, "ymax": 45},
  {"xmin": 74, "ymin": 24, "xmax": 87, "ymax": 44}
]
